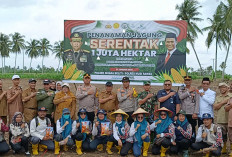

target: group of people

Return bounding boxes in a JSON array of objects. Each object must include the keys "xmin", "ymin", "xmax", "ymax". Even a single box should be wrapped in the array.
[{"xmin": 0, "ymin": 74, "xmax": 232, "ymax": 157}]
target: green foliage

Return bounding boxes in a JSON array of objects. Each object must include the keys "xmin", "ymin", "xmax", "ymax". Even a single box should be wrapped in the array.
[{"xmin": 0, "ymin": 73, "xmax": 63, "ymax": 80}]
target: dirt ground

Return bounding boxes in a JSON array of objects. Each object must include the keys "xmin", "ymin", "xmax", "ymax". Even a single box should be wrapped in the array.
[{"xmin": 1, "ymin": 78, "xmax": 231, "ymax": 157}]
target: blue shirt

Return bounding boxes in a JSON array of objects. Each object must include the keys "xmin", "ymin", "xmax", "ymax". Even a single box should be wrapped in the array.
[{"xmin": 157, "ymin": 89, "xmax": 181, "ymax": 117}]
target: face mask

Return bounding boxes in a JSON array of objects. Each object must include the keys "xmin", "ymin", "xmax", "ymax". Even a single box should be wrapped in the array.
[{"xmin": 63, "ymin": 114, "xmax": 70, "ymax": 119}]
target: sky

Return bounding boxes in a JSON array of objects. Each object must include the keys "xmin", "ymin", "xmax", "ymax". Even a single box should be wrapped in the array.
[{"xmin": 0, "ymin": 0, "xmax": 230, "ymax": 74}]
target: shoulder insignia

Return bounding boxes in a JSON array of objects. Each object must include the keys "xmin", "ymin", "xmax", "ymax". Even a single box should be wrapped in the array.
[
  {"xmin": 95, "ymin": 90, "xmax": 99, "ymax": 97},
  {"xmin": 82, "ymin": 49, "xmax": 90, "ymax": 53},
  {"xmin": 64, "ymin": 49, "xmax": 72, "ymax": 52}
]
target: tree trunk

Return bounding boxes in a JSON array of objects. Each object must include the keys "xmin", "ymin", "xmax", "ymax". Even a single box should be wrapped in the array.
[
  {"xmin": 14, "ymin": 53, "xmax": 17, "ymax": 74},
  {"xmin": 215, "ymin": 38, "xmax": 218, "ymax": 79},
  {"xmin": 190, "ymin": 40, "xmax": 203, "ymax": 75},
  {"xmin": 1, "ymin": 56, "xmax": 3, "ymax": 74},
  {"xmin": 42, "ymin": 56, "xmax": 44, "ymax": 73},
  {"xmin": 22, "ymin": 50, "xmax": 24, "ymax": 73},
  {"xmin": 222, "ymin": 34, "xmax": 231, "ymax": 81},
  {"xmin": 4, "ymin": 57, "xmax": 5, "ymax": 73},
  {"xmin": 29, "ymin": 58, "xmax": 32, "ymax": 73},
  {"xmin": 57, "ymin": 59, "xmax": 60, "ymax": 74}
]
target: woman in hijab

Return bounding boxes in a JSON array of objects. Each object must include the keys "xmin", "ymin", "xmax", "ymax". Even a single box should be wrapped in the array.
[
  {"xmin": 110, "ymin": 109, "xmax": 133, "ymax": 156},
  {"xmin": 0, "ymin": 117, "xmax": 10, "ymax": 155},
  {"xmin": 72, "ymin": 108, "xmax": 92, "ymax": 155},
  {"xmin": 54, "ymin": 83, "xmax": 76, "ymax": 122},
  {"xmin": 170, "ymin": 110, "xmax": 192, "ymax": 157},
  {"xmin": 150, "ymin": 107, "xmax": 174, "ymax": 157},
  {"xmin": 90, "ymin": 109, "xmax": 114, "ymax": 155},
  {"xmin": 10, "ymin": 112, "xmax": 30, "ymax": 156},
  {"xmin": 54, "ymin": 108, "xmax": 74, "ymax": 155},
  {"xmin": 129, "ymin": 108, "xmax": 150, "ymax": 157},
  {"xmin": 55, "ymin": 81, "xmax": 62, "ymax": 93}
]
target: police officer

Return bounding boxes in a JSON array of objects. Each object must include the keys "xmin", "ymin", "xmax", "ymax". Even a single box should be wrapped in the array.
[
  {"xmin": 63, "ymin": 32, "xmax": 95, "ymax": 74},
  {"xmin": 76, "ymin": 73, "xmax": 99, "ymax": 124},
  {"xmin": 117, "ymin": 77, "xmax": 137, "ymax": 126}
]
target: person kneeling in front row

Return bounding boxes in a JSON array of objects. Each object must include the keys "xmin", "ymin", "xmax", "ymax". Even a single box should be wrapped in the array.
[
  {"xmin": 72, "ymin": 108, "xmax": 92, "ymax": 155},
  {"xmin": 30, "ymin": 107, "xmax": 54, "ymax": 155},
  {"xmin": 54, "ymin": 108, "xmax": 74, "ymax": 154},
  {"xmin": 130, "ymin": 108, "xmax": 150, "ymax": 157},
  {"xmin": 90, "ymin": 109, "xmax": 114, "ymax": 154},
  {"xmin": 191, "ymin": 113, "xmax": 223, "ymax": 157}
]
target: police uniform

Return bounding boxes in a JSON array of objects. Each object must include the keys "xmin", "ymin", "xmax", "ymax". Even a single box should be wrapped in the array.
[
  {"xmin": 117, "ymin": 77, "xmax": 137, "ymax": 126},
  {"xmin": 63, "ymin": 32, "xmax": 95, "ymax": 74},
  {"xmin": 76, "ymin": 74, "xmax": 99, "ymax": 123}
]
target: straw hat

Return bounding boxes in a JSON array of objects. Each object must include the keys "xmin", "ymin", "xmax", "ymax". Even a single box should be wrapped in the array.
[
  {"xmin": 154, "ymin": 107, "xmax": 173, "ymax": 117},
  {"xmin": 110, "ymin": 109, "xmax": 129, "ymax": 120},
  {"xmin": 131, "ymin": 108, "xmax": 149, "ymax": 118}
]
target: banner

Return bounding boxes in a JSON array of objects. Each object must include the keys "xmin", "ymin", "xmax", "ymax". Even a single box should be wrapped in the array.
[{"xmin": 63, "ymin": 20, "xmax": 187, "ymax": 84}]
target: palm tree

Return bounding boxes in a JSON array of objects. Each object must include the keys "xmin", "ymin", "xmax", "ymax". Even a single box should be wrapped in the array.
[
  {"xmin": 218, "ymin": 0, "xmax": 232, "ymax": 80},
  {"xmin": 10, "ymin": 32, "xmax": 26, "ymax": 74},
  {"xmin": 0, "ymin": 33, "xmax": 11, "ymax": 74},
  {"xmin": 203, "ymin": 4, "xmax": 228, "ymax": 79},
  {"xmin": 38, "ymin": 38, "xmax": 52, "ymax": 73},
  {"xmin": 53, "ymin": 41, "xmax": 64, "ymax": 73},
  {"xmin": 176, "ymin": 0, "xmax": 204, "ymax": 74},
  {"xmin": 26, "ymin": 39, "xmax": 39, "ymax": 73}
]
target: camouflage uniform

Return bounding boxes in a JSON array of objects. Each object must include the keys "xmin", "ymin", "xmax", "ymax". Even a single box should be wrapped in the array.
[{"xmin": 137, "ymin": 91, "xmax": 158, "ymax": 115}]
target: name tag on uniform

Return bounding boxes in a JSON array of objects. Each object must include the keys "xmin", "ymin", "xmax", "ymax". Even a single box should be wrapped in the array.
[{"xmin": 80, "ymin": 54, "xmax": 87, "ymax": 62}]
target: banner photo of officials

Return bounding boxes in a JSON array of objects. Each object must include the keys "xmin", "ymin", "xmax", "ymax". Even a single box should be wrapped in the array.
[{"xmin": 63, "ymin": 20, "xmax": 187, "ymax": 84}]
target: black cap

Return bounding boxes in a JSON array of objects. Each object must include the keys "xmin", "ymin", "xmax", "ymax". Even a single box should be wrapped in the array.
[
  {"xmin": 29, "ymin": 78, "xmax": 37, "ymax": 83},
  {"xmin": 122, "ymin": 77, "xmax": 130, "ymax": 82},
  {"xmin": 38, "ymin": 107, "xmax": 48, "ymax": 111},
  {"xmin": 83, "ymin": 73, "xmax": 91, "ymax": 79},
  {"xmin": 184, "ymin": 76, "xmax": 192, "ymax": 80},
  {"xmin": 165, "ymin": 33, "xmax": 177, "ymax": 40},
  {"xmin": 202, "ymin": 77, "xmax": 210, "ymax": 82},
  {"xmin": 105, "ymin": 81, "xmax": 113, "ymax": 86},
  {"xmin": 43, "ymin": 79, "xmax": 50, "ymax": 84},
  {"xmin": 70, "ymin": 32, "xmax": 83, "ymax": 39}
]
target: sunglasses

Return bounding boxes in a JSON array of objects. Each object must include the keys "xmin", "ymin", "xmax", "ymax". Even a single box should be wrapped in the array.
[
  {"xmin": 160, "ymin": 114, "xmax": 167, "ymax": 116},
  {"xmin": 137, "ymin": 116, "xmax": 144, "ymax": 119},
  {"xmin": 164, "ymin": 84, "xmax": 171, "ymax": 86},
  {"xmin": 80, "ymin": 113, "xmax": 86, "ymax": 115}
]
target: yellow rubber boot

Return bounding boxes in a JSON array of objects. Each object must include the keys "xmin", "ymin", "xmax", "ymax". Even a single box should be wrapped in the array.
[
  {"xmin": 39, "ymin": 144, "xmax": 47, "ymax": 152},
  {"xmin": 221, "ymin": 142, "xmax": 227, "ymax": 154},
  {"xmin": 75, "ymin": 140, "xmax": 83, "ymax": 155},
  {"xmin": 143, "ymin": 142, "xmax": 150, "ymax": 157},
  {"xmin": 54, "ymin": 141, "xmax": 60, "ymax": 155},
  {"xmin": 97, "ymin": 144, "xmax": 104, "ymax": 151},
  {"xmin": 160, "ymin": 146, "xmax": 168, "ymax": 157},
  {"xmin": 32, "ymin": 144, "xmax": 39, "ymax": 155},
  {"xmin": 229, "ymin": 144, "xmax": 232, "ymax": 157},
  {"xmin": 115, "ymin": 145, "xmax": 122, "ymax": 154},
  {"xmin": 203, "ymin": 152, "xmax": 210, "ymax": 157},
  {"xmin": 63, "ymin": 145, "xmax": 68, "ymax": 152},
  {"xmin": 106, "ymin": 142, "xmax": 114, "ymax": 155}
]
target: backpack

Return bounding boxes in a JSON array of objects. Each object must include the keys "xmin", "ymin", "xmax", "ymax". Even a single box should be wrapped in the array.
[{"xmin": 34, "ymin": 117, "xmax": 50, "ymax": 127}]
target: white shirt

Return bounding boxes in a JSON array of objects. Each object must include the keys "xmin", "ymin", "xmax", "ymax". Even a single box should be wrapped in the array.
[
  {"xmin": 165, "ymin": 48, "xmax": 176, "ymax": 58},
  {"xmin": 30, "ymin": 117, "xmax": 51, "ymax": 140},
  {"xmin": 199, "ymin": 88, "xmax": 216, "ymax": 118},
  {"xmin": 56, "ymin": 120, "xmax": 71, "ymax": 138}
]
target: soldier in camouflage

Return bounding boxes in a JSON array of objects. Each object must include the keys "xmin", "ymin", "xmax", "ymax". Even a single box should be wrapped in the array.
[
  {"xmin": 137, "ymin": 81, "xmax": 158, "ymax": 123},
  {"xmin": 63, "ymin": 32, "xmax": 95, "ymax": 74}
]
